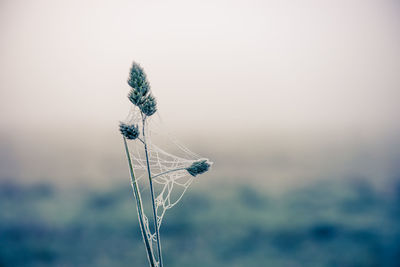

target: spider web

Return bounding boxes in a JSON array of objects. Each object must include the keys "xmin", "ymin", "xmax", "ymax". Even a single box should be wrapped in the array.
[{"xmin": 123, "ymin": 106, "xmax": 210, "ymax": 259}]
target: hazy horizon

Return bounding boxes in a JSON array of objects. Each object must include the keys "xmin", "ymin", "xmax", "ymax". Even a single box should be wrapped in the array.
[{"xmin": 1, "ymin": 0, "xmax": 400, "ymax": 190}]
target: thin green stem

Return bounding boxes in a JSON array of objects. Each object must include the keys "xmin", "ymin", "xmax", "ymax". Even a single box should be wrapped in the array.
[
  {"xmin": 142, "ymin": 115, "xmax": 164, "ymax": 267},
  {"xmin": 123, "ymin": 137, "xmax": 156, "ymax": 267}
]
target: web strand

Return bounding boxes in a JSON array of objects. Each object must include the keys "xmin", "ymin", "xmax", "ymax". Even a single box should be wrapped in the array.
[{"xmin": 124, "ymin": 106, "xmax": 209, "ymax": 252}]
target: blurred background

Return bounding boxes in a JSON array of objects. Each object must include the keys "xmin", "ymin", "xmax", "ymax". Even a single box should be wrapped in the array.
[{"xmin": 1, "ymin": 0, "xmax": 400, "ymax": 266}]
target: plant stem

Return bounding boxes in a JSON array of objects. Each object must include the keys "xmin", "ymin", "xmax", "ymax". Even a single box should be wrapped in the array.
[
  {"xmin": 123, "ymin": 137, "xmax": 156, "ymax": 267},
  {"xmin": 142, "ymin": 116, "xmax": 164, "ymax": 267},
  {"xmin": 152, "ymin": 168, "xmax": 187, "ymax": 179}
]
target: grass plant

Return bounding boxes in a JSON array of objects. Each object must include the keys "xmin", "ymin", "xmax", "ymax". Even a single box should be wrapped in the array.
[{"xmin": 119, "ymin": 62, "xmax": 211, "ymax": 266}]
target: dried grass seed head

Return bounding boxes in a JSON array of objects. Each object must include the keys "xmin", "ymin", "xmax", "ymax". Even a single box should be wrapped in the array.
[
  {"xmin": 127, "ymin": 62, "xmax": 150, "ymax": 96},
  {"xmin": 186, "ymin": 159, "xmax": 211, "ymax": 177},
  {"xmin": 128, "ymin": 89, "xmax": 147, "ymax": 106},
  {"xmin": 140, "ymin": 94, "xmax": 157, "ymax": 116},
  {"xmin": 119, "ymin": 122, "xmax": 140, "ymax": 140}
]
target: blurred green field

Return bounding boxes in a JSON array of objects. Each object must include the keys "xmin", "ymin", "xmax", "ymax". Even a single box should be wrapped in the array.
[{"xmin": 1, "ymin": 178, "xmax": 400, "ymax": 267}]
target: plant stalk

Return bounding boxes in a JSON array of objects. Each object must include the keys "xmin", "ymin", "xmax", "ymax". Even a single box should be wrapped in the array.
[
  {"xmin": 123, "ymin": 137, "xmax": 156, "ymax": 267},
  {"xmin": 142, "ymin": 116, "xmax": 164, "ymax": 267},
  {"xmin": 152, "ymin": 168, "xmax": 187, "ymax": 179}
]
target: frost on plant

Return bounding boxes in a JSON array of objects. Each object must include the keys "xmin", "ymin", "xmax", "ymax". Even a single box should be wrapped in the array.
[
  {"xmin": 186, "ymin": 159, "xmax": 211, "ymax": 176},
  {"xmin": 119, "ymin": 61, "xmax": 212, "ymax": 267},
  {"xmin": 119, "ymin": 123, "xmax": 140, "ymax": 140}
]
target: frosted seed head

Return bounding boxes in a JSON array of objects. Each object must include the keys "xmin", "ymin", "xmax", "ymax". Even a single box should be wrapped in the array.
[
  {"xmin": 140, "ymin": 94, "xmax": 157, "ymax": 116},
  {"xmin": 128, "ymin": 89, "xmax": 146, "ymax": 106},
  {"xmin": 186, "ymin": 159, "xmax": 211, "ymax": 177},
  {"xmin": 119, "ymin": 122, "xmax": 140, "ymax": 140},
  {"xmin": 127, "ymin": 62, "xmax": 150, "ymax": 96}
]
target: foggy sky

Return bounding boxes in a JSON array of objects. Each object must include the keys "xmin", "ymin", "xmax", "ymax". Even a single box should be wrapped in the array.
[{"xmin": 1, "ymin": 0, "xmax": 399, "ymax": 136}]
